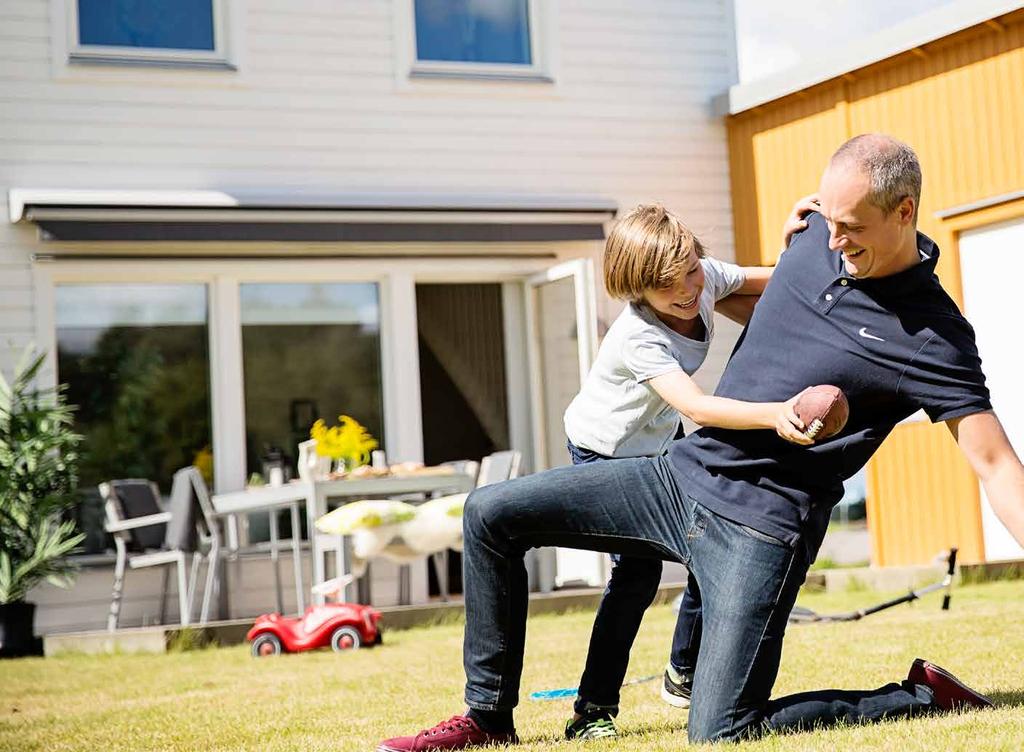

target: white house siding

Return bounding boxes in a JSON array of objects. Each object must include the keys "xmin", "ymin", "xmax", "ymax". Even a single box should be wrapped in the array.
[
  {"xmin": 2, "ymin": 0, "xmax": 739, "ymax": 628},
  {"xmin": 1, "ymin": 0, "xmax": 739, "ymax": 367}
]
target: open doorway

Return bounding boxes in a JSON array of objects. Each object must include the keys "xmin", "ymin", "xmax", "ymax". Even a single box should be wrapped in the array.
[{"xmin": 416, "ymin": 283, "xmax": 510, "ymax": 595}]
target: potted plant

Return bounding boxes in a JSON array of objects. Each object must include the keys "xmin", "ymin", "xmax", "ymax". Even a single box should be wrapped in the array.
[{"xmin": 0, "ymin": 347, "xmax": 83, "ymax": 657}]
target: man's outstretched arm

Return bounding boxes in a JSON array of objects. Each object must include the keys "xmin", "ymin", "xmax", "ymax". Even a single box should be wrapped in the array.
[{"xmin": 948, "ymin": 410, "xmax": 1024, "ymax": 546}]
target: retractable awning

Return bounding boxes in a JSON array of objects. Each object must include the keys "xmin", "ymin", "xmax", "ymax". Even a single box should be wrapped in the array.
[{"xmin": 9, "ymin": 189, "xmax": 616, "ymax": 243}]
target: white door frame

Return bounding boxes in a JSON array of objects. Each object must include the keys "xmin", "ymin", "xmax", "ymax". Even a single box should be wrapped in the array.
[
  {"xmin": 959, "ymin": 217, "xmax": 1024, "ymax": 562},
  {"xmin": 523, "ymin": 258, "xmax": 605, "ymax": 589},
  {"xmin": 34, "ymin": 253, "xmax": 598, "ymax": 597},
  {"xmin": 524, "ymin": 258, "xmax": 598, "ymax": 473}
]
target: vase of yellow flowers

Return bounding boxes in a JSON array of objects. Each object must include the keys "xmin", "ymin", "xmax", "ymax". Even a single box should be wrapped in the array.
[{"xmin": 310, "ymin": 415, "xmax": 379, "ymax": 474}]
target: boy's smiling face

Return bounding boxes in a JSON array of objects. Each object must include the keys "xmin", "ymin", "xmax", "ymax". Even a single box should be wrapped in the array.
[{"xmin": 642, "ymin": 255, "xmax": 705, "ymax": 323}]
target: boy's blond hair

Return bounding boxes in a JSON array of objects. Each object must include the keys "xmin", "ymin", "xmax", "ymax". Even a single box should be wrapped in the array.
[{"xmin": 603, "ymin": 204, "xmax": 706, "ymax": 302}]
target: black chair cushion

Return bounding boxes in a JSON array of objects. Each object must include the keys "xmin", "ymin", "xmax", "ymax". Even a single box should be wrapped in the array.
[{"xmin": 108, "ymin": 480, "xmax": 165, "ymax": 552}]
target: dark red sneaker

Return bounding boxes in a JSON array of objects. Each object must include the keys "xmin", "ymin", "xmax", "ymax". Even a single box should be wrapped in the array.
[
  {"xmin": 907, "ymin": 658, "xmax": 994, "ymax": 711},
  {"xmin": 376, "ymin": 715, "xmax": 518, "ymax": 751}
]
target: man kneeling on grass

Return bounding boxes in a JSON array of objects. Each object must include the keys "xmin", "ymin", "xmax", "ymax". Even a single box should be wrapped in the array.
[{"xmin": 377, "ymin": 134, "xmax": 1024, "ymax": 749}]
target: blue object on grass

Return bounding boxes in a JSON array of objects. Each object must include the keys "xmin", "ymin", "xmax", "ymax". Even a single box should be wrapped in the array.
[
  {"xmin": 529, "ymin": 687, "xmax": 578, "ymax": 701},
  {"xmin": 529, "ymin": 674, "xmax": 659, "ymax": 701}
]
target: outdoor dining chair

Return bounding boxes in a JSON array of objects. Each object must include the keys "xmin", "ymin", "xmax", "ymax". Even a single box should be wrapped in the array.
[
  {"xmin": 101, "ymin": 466, "xmax": 223, "ymax": 631},
  {"xmin": 475, "ymin": 449, "xmax": 522, "ymax": 487},
  {"xmin": 424, "ymin": 449, "xmax": 521, "ymax": 601},
  {"xmin": 394, "ymin": 450, "xmax": 521, "ymax": 603}
]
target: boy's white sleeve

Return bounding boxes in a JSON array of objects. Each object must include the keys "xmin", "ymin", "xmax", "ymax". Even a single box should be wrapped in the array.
[
  {"xmin": 620, "ymin": 332, "xmax": 682, "ymax": 383},
  {"xmin": 702, "ymin": 257, "xmax": 746, "ymax": 301}
]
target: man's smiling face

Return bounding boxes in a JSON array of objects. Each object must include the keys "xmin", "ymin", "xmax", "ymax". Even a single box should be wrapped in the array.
[{"xmin": 817, "ymin": 164, "xmax": 916, "ymax": 280}]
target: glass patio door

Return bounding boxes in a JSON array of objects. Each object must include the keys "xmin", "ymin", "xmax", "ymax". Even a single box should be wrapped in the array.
[
  {"xmin": 54, "ymin": 283, "xmax": 213, "ymax": 553},
  {"xmin": 239, "ymin": 282, "xmax": 384, "ymax": 541},
  {"xmin": 525, "ymin": 259, "xmax": 608, "ymax": 588}
]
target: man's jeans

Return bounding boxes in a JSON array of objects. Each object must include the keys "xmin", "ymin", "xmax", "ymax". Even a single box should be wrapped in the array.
[
  {"xmin": 565, "ymin": 441, "xmax": 702, "ymax": 714},
  {"xmin": 461, "ymin": 456, "xmax": 934, "ymax": 742}
]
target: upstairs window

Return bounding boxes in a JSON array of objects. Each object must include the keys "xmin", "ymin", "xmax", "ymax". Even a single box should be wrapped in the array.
[
  {"xmin": 69, "ymin": 0, "xmax": 230, "ymax": 67},
  {"xmin": 411, "ymin": 0, "xmax": 546, "ymax": 79}
]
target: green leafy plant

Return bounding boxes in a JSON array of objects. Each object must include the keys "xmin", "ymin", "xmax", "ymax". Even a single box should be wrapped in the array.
[{"xmin": 0, "ymin": 347, "xmax": 84, "ymax": 604}]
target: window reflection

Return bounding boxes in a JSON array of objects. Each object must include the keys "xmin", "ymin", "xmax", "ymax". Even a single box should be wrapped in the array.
[
  {"xmin": 240, "ymin": 283, "xmax": 384, "ymax": 485},
  {"xmin": 414, "ymin": 0, "xmax": 532, "ymax": 65},
  {"xmin": 77, "ymin": 0, "xmax": 216, "ymax": 51},
  {"xmin": 56, "ymin": 284, "xmax": 212, "ymax": 554}
]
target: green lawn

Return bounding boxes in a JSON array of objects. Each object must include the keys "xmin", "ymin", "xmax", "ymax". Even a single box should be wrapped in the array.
[{"xmin": 3, "ymin": 581, "xmax": 1024, "ymax": 751}]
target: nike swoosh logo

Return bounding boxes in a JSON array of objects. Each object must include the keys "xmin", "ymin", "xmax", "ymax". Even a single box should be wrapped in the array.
[{"xmin": 859, "ymin": 327, "xmax": 885, "ymax": 342}]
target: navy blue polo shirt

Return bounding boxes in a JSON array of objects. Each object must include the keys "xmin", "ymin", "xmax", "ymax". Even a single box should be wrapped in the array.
[{"xmin": 669, "ymin": 212, "xmax": 991, "ymax": 555}]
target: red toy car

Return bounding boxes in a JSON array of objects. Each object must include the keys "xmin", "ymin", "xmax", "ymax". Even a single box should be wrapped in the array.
[{"xmin": 248, "ymin": 602, "xmax": 382, "ymax": 657}]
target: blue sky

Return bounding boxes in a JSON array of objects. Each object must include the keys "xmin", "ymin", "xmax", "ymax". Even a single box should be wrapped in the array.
[{"xmin": 734, "ymin": 0, "xmax": 960, "ymax": 82}]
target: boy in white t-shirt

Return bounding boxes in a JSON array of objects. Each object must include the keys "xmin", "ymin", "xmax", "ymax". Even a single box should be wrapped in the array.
[{"xmin": 562, "ymin": 202, "xmax": 816, "ymax": 740}]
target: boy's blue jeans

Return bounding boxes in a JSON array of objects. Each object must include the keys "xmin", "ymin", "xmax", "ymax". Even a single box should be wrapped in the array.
[
  {"xmin": 461, "ymin": 456, "xmax": 934, "ymax": 742},
  {"xmin": 565, "ymin": 440, "xmax": 701, "ymax": 715}
]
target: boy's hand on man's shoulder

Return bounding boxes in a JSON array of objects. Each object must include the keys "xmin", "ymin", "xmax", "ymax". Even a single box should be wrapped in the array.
[{"xmin": 781, "ymin": 193, "xmax": 821, "ymax": 251}]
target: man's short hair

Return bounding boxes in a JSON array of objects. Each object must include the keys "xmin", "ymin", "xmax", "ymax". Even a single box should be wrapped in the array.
[
  {"xmin": 831, "ymin": 134, "xmax": 922, "ymax": 223},
  {"xmin": 603, "ymin": 204, "xmax": 705, "ymax": 302}
]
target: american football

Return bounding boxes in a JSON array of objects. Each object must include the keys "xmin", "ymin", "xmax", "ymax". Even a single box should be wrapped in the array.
[{"xmin": 795, "ymin": 385, "xmax": 849, "ymax": 441}]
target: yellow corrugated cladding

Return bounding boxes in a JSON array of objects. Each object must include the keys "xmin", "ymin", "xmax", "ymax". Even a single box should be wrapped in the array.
[
  {"xmin": 865, "ymin": 419, "xmax": 984, "ymax": 566},
  {"xmin": 727, "ymin": 11, "xmax": 1024, "ymax": 565}
]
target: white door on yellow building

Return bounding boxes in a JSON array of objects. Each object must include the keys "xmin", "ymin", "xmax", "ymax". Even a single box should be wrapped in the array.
[{"xmin": 960, "ymin": 216, "xmax": 1024, "ymax": 562}]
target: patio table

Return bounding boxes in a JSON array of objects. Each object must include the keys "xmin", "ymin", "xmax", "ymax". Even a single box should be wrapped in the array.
[
  {"xmin": 210, "ymin": 483, "xmax": 308, "ymax": 614},
  {"xmin": 211, "ymin": 471, "xmax": 476, "ymax": 608}
]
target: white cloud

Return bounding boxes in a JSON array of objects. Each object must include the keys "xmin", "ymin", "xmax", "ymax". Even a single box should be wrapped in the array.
[{"xmin": 734, "ymin": 0, "xmax": 962, "ymax": 83}]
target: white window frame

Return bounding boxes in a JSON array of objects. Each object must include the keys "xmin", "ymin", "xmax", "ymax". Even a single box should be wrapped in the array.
[
  {"xmin": 397, "ymin": 0, "xmax": 555, "ymax": 82},
  {"xmin": 34, "ymin": 256, "xmax": 551, "ymax": 494},
  {"xmin": 64, "ymin": 0, "xmax": 233, "ymax": 68},
  {"xmin": 35, "ymin": 256, "xmax": 558, "ymax": 599}
]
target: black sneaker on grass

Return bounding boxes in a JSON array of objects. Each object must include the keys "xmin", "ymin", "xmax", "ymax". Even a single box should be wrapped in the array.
[
  {"xmin": 564, "ymin": 709, "xmax": 618, "ymax": 740},
  {"xmin": 661, "ymin": 664, "xmax": 693, "ymax": 709}
]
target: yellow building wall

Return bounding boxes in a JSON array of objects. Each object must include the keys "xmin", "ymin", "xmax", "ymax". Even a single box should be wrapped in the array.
[{"xmin": 726, "ymin": 11, "xmax": 1024, "ymax": 565}]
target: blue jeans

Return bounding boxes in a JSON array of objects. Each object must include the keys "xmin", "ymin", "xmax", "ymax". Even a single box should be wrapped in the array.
[
  {"xmin": 461, "ymin": 456, "xmax": 935, "ymax": 742},
  {"xmin": 565, "ymin": 441, "xmax": 701, "ymax": 715}
]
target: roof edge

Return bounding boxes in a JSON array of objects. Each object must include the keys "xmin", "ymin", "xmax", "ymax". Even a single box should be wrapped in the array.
[
  {"xmin": 726, "ymin": 0, "xmax": 1023, "ymax": 115},
  {"xmin": 8, "ymin": 188, "xmax": 618, "ymax": 223}
]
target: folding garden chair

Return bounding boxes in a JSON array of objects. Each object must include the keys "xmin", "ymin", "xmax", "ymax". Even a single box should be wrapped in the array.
[{"xmin": 101, "ymin": 467, "xmax": 221, "ymax": 631}]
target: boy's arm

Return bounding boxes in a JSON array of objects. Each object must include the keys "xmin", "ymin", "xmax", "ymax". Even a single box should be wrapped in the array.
[
  {"xmin": 948, "ymin": 411, "xmax": 1024, "ymax": 546},
  {"xmin": 713, "ymin": 193, "xmax": 819, "ymax": 324},
  {"xmin": 731, "ymin": 266, "xmax": 774, "ymax": 295},
  {"xmin": 714, "ymin": 266, "xmax": 772, "ymax": 324},
  {"xmin": 648, "ymin": 370, "xmax": 812, "ymax": 445},
  {"xmin": 714, "ymin": 294, "xmax": 759, "ymax": 325}
]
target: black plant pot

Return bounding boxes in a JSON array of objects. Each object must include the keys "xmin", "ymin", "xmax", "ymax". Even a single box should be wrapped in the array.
[{"xmin": 0, "ymin": 601, "xmax": 40, "ymax": 658}]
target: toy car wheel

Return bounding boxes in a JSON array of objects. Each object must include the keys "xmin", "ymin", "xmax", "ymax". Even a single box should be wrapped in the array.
[
  {"xmin": 331, "ymin": 625, "xmax": 362, "ymax": 652},
  {"xmin": 251, "ymin": 633, "xmax": 283, "ymax": 657}
]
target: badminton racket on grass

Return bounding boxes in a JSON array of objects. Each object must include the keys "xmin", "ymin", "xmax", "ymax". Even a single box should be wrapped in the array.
[{"xmin": 787, "ymin": 548, "xmax": 958, "ymax": 623}]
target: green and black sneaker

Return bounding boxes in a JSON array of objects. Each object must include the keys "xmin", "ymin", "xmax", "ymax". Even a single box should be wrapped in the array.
[{"xmin": 564, "ymin": 708, "xmax": 618, "ymax": 741}]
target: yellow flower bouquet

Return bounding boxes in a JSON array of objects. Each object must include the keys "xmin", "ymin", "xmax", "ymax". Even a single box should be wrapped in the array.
[{"xmin": 310, "ymin": 414, "xmax": 379, "ymax": 472}]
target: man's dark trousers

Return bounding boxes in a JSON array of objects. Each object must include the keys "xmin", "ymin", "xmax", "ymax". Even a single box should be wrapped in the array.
[{"xmin": 461, "ymin": 456, "xmax": 934, "ymax": 742}]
